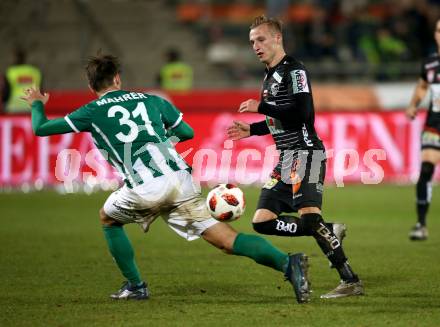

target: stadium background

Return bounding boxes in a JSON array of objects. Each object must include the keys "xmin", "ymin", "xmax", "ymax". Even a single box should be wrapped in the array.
[
  {"xmin": 1, "ymin": 1, "xmax": 440, "ymax": 326},
  {"xmin": 1, "ymin": 0, "xmax": 440, "ymax": 189}
]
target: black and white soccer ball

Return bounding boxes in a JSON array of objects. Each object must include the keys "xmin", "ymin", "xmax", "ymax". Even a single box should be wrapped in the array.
[{"xmin": 206, "ymin": 184, "xmax": 245, "ymax": 222}]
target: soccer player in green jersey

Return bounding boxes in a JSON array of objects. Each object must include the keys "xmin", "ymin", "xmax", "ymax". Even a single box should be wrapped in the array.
[{"xmin": 21, "ymin": 53, "xmax": 311, "ymax": 303}]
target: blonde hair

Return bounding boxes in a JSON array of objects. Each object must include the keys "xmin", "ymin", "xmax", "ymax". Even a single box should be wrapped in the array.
[{"xmin": 250, "ymin": 15, "xmax": 283, "ymax": 35}]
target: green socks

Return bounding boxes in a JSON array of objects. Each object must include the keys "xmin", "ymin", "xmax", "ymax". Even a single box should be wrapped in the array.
[
  {"xmin": 232, "ymin": 233, "xmax": 288, "ymax": 272},
  {"xmin": 103, "ymin": 225, "xmax": 142, "ymax": 285},
  {"xmin": 102, "ymin": 228, "xmax": 285, "ymax": 284}
]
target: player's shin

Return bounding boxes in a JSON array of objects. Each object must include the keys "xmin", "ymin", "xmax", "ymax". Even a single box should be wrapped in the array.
[
  {"xmin": 302, "ymin": 213, "xmax": 359, "ymax": 283},
  {"xmin": 416, "ymin": 161, "xmax": 434, "ymax": 226},
  {"xmin": 103, "ymin": 225, "xmax": 143, "ymax": 285},
  {"xmin": 232, "ymin": 233, "xmax": 288, "ymax": 272}
]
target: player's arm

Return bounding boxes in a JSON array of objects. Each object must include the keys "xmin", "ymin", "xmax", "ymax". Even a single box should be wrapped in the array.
[
  {"xmin": 238, "ymin": 68, "xmax": 312, "ymax": 122},
  {"xmin": 406, "ymin": 78, "xmax": 429, "ymax": 120},
  {"xmin": 249, "ymin": 120, "xmax": 270, "ymax": 136},
  {"xmin": 249, "ymin": 120, "xmax": 269, "ymax": 135},
  {"xmin": 156, "ymin": 96, "xmax": 193, "ymax": 142},
  {"xmin": 227, "ymin": 119, "xmax": 269, "ymax": 139},
  {"xmin": 257, "ymin": 93, "xmax": 311, "ymax": 122},
  {"xmin": 21, "ymin": 87, "xmax": 73, "ymax": 136},
  {"xmin": 167, "ymin": 120, "xmax": 194, "ymax": 142},
  {"xmin": 32, "ymin": 101, "xmax": 74, "ymax": 135},
  {"xmin": 259, "ymin": 67, "xmax": 312, "ymax": 122}
]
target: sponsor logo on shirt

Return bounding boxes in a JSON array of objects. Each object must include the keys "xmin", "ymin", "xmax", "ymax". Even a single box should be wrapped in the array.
[
  {"xmin": 316, "ymin": 182, "xmax": 324, "ymax": 193},
  {"xmin": 291, "ymin": 70, "xmax": 309, "ymax": 94},
  {"xmin": 302, "ymin": 125, "xmax": 313, "ymax": 147},
  {"xmin": 263, "ymin": 178, "xmax": 279, "ymax": 189},
  {"xmin": 270, "ymin": 83, "xmax": 279, "ymax": 96}
]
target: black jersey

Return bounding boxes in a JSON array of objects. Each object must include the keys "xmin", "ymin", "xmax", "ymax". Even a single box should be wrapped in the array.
[
  {"xmin": 249, "ymin": 55, "xmax": 324, "ymax": 174},
  {"xmin": 421, "ymin": 53, "xmax": 440, "ymax": 131}
]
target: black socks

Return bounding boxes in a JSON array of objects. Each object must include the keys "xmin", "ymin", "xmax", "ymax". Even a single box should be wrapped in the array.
[
  {"xmin": 416, "ymin": 161, "xmax": 434, "ymax": 227},
  {"xmin": 253, "ymin": 215, "xmax": 333, "ymax": 237},
  {"xmin": 253, "ymin": 213, "xmax": 359, "ymax": 282}
]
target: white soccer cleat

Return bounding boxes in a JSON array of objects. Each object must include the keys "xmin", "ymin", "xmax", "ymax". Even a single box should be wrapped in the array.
[
  {"xmin": 409, "ymin": 223, "xmax": 428, "ymax": 241},
  {"xmin": 110, "ymin": 281, "xmax": 149, "ymax": 300},
  {"xmin": 320, "ymin": 280, "xmax": 364, "ymax": 299}
]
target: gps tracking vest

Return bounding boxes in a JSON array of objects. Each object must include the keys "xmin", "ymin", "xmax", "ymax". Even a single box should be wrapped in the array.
[{"xmin": 6, "ymin": 64, "xmax": 42, "ymax": 113}]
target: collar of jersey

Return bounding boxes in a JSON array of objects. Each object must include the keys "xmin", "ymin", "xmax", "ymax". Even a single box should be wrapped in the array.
[
  {"xmin": 99, "ymin": 89, "xmax": 122, "ymax": 98},
  {"xmin": 265, "ymin": 55, "xmax": 291, "ymax": 74}
]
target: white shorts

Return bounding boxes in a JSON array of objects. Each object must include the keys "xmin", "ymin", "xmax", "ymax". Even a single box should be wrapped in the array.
[{"xmin": 103, "ymin": 170, "xmax": 219, "ymax": 241}]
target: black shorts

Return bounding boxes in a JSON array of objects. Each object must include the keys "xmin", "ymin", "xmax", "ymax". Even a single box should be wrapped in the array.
[
  {"xmin": 421, "ymin": 128, "xmax": 440, "ymax": 150},
  {"xmin": 257, "ymin": 150, "xmax": 326, "ymax": 214}
]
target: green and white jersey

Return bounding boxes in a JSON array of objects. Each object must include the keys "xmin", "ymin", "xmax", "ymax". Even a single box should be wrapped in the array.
[{"xmin": 64, "ymin": 90, "xmax": 190, "ymax": 187}]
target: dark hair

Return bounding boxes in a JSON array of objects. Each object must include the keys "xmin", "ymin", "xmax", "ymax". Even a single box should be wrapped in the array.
[
  {"xmin": 13, "ymin": 47, "xmax": 27, "ymax": 65},
  {"xmin": 86, "ymin": 53, "xmax": 121, "ymax": 92},
  {"xmin": 250, "ymin": 15, "xmax": 283, "ymax": 35},
  {"xmin": 166, "ymin": 48, "xmax": 180, "ymax": 62}
]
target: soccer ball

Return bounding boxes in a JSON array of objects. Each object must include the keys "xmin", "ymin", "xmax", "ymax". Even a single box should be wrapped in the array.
[{"xmin": 206, "ymin": 184, "xmax": 245, "ymax": 222}]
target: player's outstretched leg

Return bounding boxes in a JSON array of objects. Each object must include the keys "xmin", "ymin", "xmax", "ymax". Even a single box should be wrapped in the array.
[
  {"xmin": 409, "ymin": 161, "xmax": 433, "ymax": 241},
  {"xmin": 100, "ymin": 209, "xmax": 149, "ymax": 300},
  {"xmin": 201, "ymin": 222, "xmax": 311, "ymax": 303},
  {"xmin": 299, "ymin": 213, "xmax": 363, "ymax": 299}
]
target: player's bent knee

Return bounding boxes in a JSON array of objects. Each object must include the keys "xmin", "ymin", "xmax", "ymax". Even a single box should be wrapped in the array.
[
  {"xmin": 301, "ymin": 212, "xmax": 323, "ymax": 232},
  {"xmin": 99, "ymin": 208, "xmax": 120, "ymax": 226},
  {"xmin": 252, "ymin": 209, "xmax": 277, "ymax": 223},
  {"xmin": 298, "ymin": 206, "xmax": 321, "ymax": 216},
  {"xmin": 421, "ymin": 149, "xmax": 440, "ymax": 164},
  {"xmin": 202, "ymin": 223, "xmax": 237, "ymax": 254}
]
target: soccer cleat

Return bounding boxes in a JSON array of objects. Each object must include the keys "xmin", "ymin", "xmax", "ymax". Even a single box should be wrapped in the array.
[
  {"xmin": 284, "ymin": 253, "xmax": 311, "ymax": 303},
  {"xmin": 110, "ymin": 281, "xmax": 149, "ymax": 300},
  {"xmin": 329, "ymin": 223, "xmax": 347, "ymax": 268},
  {"xmin": 409, "ymin": 223, "xmax": 428, "ymax": 241},
  {"xmin": 320, "ymin": 280, "xmax": 364, "ymax": 299}
]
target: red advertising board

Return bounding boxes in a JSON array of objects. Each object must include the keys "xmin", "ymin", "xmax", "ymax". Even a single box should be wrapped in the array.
[{"xmin": 0, "ymin": 111, "xmax": 436, "ymax": 189}]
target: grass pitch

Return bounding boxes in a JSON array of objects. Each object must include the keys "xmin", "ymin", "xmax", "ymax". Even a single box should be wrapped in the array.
[{"xmin": 1, "ymin": 185, "xmax": 440, "ymax": 327}]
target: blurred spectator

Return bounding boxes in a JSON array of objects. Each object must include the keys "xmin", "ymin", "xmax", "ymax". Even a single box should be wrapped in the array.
[
  {"xmin": 1, "ymin": 47, "xmax": 42, "ymax": 114},
  {"xmin": 376, "ymin": 27, "xmax": 407, "ymax": 62},
  {"xmin": 0, "ymin": 75, "xmax": 7, "ymax": 114},
  {"xmin": 304, "ymin": 7, "xmax": 337, "ymax": 60},
  {"xmin": 179, "ymin": 0, "xmax": 440, "ymax": 81},
  {"xmin": 266, "ymin": 0, "xmax": 289, "ymax": 19},
  {"xmin": 157, "ymin": 48, "xmax": 193, "ymax": 92},
  {"xmin": 376, "ymin": 26, "xmax": 409, "ymax": 80}
]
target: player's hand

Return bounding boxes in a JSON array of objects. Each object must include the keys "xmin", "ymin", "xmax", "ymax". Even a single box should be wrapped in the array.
[
  {"xmin": 227, "ymin": 120, "xmax": 250, "ymax": 140},
  {"xmin": 405, "ymin": 106, "xmax": 417, "ymax": 120},
  {"xmin": 238, "ymin": 99, "xmax": 259, "ymax": 113},
  {"xmin": 20, "ymin": 87, "xmax": 50, "ymax": 106}
]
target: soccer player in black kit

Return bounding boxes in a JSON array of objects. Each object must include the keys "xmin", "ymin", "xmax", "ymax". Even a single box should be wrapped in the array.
[
  {"xmin": 407, "ymin": 19, "xmax": 440, "ymax": 241},
  {"xmin": 228, "ymin": 16, "xmax": 363, "ymax": 298}
]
